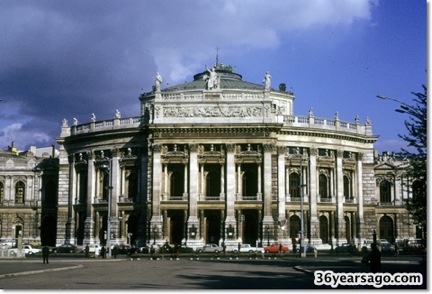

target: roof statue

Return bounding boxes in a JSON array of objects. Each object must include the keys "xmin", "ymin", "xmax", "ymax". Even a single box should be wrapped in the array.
[
  {"xmin": 263, "ymin": 71, "xmax": 271, "ymax": 90},
  {"xmin": 155, "ymin": 72, "xmax": 162, "ymax": 92},
  {"xmin": 203, "ymin": 65, "xmax": 220, "ymax": 90}
]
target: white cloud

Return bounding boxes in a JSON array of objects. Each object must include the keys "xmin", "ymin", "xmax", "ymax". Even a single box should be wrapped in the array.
[
  {"xmin": 142, "ymin": 0, "xmax": 373, "ymax": 83},
  {"xmin": 0, "ymin": 123, "xmax": 51, "ymax": 151}
]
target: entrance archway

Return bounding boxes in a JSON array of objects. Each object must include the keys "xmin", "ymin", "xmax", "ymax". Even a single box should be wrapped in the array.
[
  {"xmin": 168, "ymin": 211, "xmax": 184, "ymax": 245},
  {"xmin": 289, "ymin": 215, "xmax": 300, "ymax": 238},
  {"xmin": 319, "ymin": 215, "xmax": 329, "ymax": 244},
  {"xmin": 379, "ymin": 215, "xmax": 394, "ymax": 243}
]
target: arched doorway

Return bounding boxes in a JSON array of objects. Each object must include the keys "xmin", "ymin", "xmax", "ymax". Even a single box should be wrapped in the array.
[
  {"xmin": 127, "ymin": 215, "xmax": 139, "ymax": 246},
  {"xmin": 319, "ymin": 215, "xmax": 329, "ymax": 244},
  {"xmin": 168, "ymin": 211, "xmax": 184, "ymax": 245},
  {"xmin": 289, "ymin": 215, "xmax": 301, "ymax": 238},
  {"xmin": 205, "ymin": 210, "xmax": 221, "ymax": 244},
  {"xmin": 241, "ymin": 210, "xmax": 259, "ymax": 246},
  {"xmin": 379, "ymin": 215, "xmax": 394, "ymax": 243},
  {"xmin": 344, "ymin": 215, "xmax": 351, "ymax": 243}
]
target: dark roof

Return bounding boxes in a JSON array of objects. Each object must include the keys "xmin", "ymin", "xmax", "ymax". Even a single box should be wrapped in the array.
[{"xmin": 162, "ymin": 68, "xmax": 271, "ymax": 92}]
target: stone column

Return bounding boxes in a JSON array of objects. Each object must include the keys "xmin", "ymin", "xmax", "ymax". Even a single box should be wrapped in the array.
[
  {"xmin": 277, "ymin": 146, "xmax": 287, "ymax": 241},
  {"xmin": 84, "ymin": 151, "xmax": 96, "ymax": 245},
  {"xmin": 257, "ymin": 163, "xmax": 262, "ymax": 200},
  {"xmin": 336, "ymin": 149, "xmax": 347, "ymax": 245},
  {"xmin": 356, "ymin": 152, "xmax": 364, "ymax": 244},
  {"xmin": 309, "ymin": 147, "xmax": 319, "ymax": 244},
  {"xmin": 110, "ymin": 149, "xmax": 120, "ymax": 243},
  {"xmin": 262, "ymin": 143, "xmax": 274, "ymax": 238},
  {"xmin": 183, "ymin": 163, "xmax": 188, "ymax": 199},
  {"xmin": 187, "ymin": 144, "xmax": 199, "ymax": 227},
  {"xmin": 164, "ymin": 164, "xmax": 168, "ymax": 199},
  {"xmin": 220, "ymin": 163, "xmax": 225, "ymax": 200},
  {"xmin": 225, "ymin": 144, "xmax": 236, "ymax": 230},
  {"xmin": 150, "ymin": 144, "xmax": 163, "ymax": 243},
  {"xmin": 237, "ymin": 163, "xmax": 242, "ymax": 200}
]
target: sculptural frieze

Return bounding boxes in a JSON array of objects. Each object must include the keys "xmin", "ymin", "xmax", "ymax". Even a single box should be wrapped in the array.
[{"xmin": 162, "ymin": 106, "xmax": 266, "ymax": 118}]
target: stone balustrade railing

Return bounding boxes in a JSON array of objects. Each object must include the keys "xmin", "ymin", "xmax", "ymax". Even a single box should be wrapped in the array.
[
  {"xmin": 283, "ymin": 115, "xmax": 372, "ymax": 135},
  {"xmin": 62, "ymin": 114, "xmax": 372, "ymax": 137}
]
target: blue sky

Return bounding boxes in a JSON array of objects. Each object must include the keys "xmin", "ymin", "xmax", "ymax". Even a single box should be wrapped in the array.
[{"xmin": 0, "ymin": 0, "xmax": 427, "ymax": 154}]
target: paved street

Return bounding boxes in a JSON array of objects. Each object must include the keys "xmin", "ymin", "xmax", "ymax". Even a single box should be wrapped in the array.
[{"xmin": 0, "ymin": 253, "xmax": 426, "ymax": 289}]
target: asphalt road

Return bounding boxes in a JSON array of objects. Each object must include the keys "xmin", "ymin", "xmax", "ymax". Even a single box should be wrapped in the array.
[{"xmin": 0, "ymin": 253, "xmax": 426, "ymax": 290}]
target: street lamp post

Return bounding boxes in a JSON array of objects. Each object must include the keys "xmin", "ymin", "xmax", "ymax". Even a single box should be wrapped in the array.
[
  {"xmin": 376, "ymin": 95, "xmax": 414, "ymax": 113},
  {"xmin": 101, "ymin": 158, "xmax": 113, "ymax": 258},
  {"xmin": 106, "ymin": 159, "xmax": 113, "ymax": 258},
  {"xmin": 266, "ymin": 225, "xmax": 270, "ymax": 246}
]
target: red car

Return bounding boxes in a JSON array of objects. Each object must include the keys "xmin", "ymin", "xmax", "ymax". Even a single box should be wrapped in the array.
[{"xmin": 264, "ymin": 243, "xmax": 289, "ymax": 253}]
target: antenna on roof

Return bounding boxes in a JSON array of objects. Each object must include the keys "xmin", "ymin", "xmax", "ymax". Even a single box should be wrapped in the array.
[{"xmin": 215, "ymin": 46, "xmax": 220, "ymax": 66}]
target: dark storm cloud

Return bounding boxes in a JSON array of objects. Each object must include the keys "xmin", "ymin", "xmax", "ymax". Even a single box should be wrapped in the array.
[{"xmin": 0, "ymin": 0, "xmax": 373, "ymax": 150}]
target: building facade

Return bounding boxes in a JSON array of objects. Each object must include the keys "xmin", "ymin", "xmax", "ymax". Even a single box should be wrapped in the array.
[{"xmin": 0, "ymin": 63, "xmax": 420, "ymax": 250}]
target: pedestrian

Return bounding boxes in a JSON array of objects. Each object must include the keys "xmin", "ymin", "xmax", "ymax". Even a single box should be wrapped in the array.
[
  {"xmin": 112, "ymin": 246, "xmax": 118, "ymax": 258},
  {"xmin": 278, "ymin": 243, "xmax": 283, "ymax": 253},
  {"xmin": 42, "ymin": 245, "xmax": 50, "ymax": 264},
  {"xmin": 292, "ymin": 237, "xmax": 297, "ymax": 254},
  {"xmin": 368, "ymin": 243, "xmax": 381, "ymax": 273},
  {"xmin": 85, "ymin": 244, "xmax": 90, "ymax": 258},
  {"xmin": 100, "ymin": 246, "xmax": 106, "ymax": 259},
  {"xmin": 360, "ymin": 246, "xmax": 369, "ymax": 272}
]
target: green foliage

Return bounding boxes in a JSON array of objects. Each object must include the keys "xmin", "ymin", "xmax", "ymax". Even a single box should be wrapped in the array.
[{"xmin": 398, "ymin": 86, "xmax": 427, "ymax": 233}]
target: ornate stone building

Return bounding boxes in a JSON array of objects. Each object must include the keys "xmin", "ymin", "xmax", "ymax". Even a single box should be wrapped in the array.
[{"xmin": 0, "ymin": 63, "xmax": 420, "ymax": 250}]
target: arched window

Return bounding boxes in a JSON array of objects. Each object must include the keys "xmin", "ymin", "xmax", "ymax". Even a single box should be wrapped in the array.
[
  {"xmin": 319, "ymin": 174, "xmax": 328, "ymax": 198},
  {"xmin": 15, "ymin": 181, "xmax": 25, "ymax": 204},
  {"xmin": 0, "ymin": 182, "xmax": 4, "ymax": 203},
  {"xmin": 289, "ymin": 173, "xmax": 300, "ymax": 198},
  {"xmin": 380, "ymin": 180, "xmax": 391, "ymax": 203},
  {"xmin": 344, "ymin": 176, "xmax": 351, "ymax": 199},
  {"xmin": 242, "ymin": 164, "xmax": 258, "ymax": 197}
]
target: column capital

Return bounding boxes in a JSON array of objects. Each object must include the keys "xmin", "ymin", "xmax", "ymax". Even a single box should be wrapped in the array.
[
  {"xmin": 189, "ymin": 143, "xmax": 199, "ymax": 152},
  {"xmin": 263, "ymin": 142, "xmax": 273, "ymax": 152},
  {"xmin": 226, "ymin": 143, "xmax": 236, "ymax": 152}
]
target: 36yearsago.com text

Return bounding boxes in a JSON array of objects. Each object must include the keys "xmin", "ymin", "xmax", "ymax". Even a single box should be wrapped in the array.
[{"xmin": 314, "ymin": 270, "xmax": 423, "ymax": 288}]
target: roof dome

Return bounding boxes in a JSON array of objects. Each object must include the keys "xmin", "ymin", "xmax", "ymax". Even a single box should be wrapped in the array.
[{"xmin": 162, "ymin": 64, "xmax": 268, "ymax": 92}]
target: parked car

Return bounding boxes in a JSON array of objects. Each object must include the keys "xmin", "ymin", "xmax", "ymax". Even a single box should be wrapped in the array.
[
  {"xmin": 53, "ymin": 243, "xmax": 78, "ymax": 253},
  {"xmin": 115, "ymin": 244, "xmax": 133, "ymax": 254},
  {"xmin": 81, "ymin": 244, "xmax": 101, "ymax": 256},
  {"xmin": 335, "ymin": 243, "xmax": 357, "ymax": 255},
  {"xmin": 236, "ymin": 244, "xmax": 263, "ymax": 253},
  {"xmin": 404, "ymin": 239, "xmax": 426, "ymax": 252},
  {"xmin": 263, "ymin": 243, "xmax": 289, "ymax": 253},
  {"xmin": 294, "ymin": 244, "xmax": 317, "ymax": 253},
  {"xmin": 10, "ymin": 244, "xmax": 42, "ymax": 255},
  {"xmin": 380, "ymin": 242, "xmax": 395, "ymax": 253},
  {"xmin": 197, "ymin": 243, "xmax": 223, "ymax": 253}
]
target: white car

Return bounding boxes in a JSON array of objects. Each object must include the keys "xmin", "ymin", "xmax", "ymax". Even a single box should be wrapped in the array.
[
  {"xmin": 237, "ymin": 244, "xmax": 263, "ymax": 253},
  {"xmin": 198, "ymin": 244, "xmax": 223, "ymax": 253}
]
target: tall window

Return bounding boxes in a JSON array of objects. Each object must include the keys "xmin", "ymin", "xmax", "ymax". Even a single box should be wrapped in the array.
[
  {"xmin": 289, "ymin": 173, "xmax": 300, "ymax": 198},
  {"xmin": 380, "ymin": 180, "xmax": 391, "ymax": 203},
  {"xmin": 0, "ymin": 182, "xmax": 3, "ymax": 203},
  {"xmin": 15, "ymin": 181, "xmax": 25, "ymax": 204},
  {"xmin": 343, "ymin": 176, "xmax": 351, "ymax": 199},
  {"xmin": 319, "ymin": 174, "xmax": 328, "ymax": 198}
]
